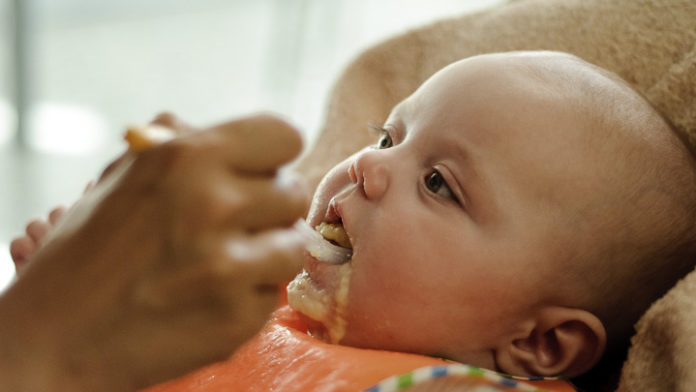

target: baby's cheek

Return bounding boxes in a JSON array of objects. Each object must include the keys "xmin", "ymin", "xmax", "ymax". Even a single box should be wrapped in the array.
[{"xmin": 343, "ymin": 274, "xmax": 396, "ymax": 323}]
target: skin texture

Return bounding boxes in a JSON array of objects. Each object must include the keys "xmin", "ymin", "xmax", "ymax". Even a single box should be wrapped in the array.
[
  {"xmin": 289, "ymin": 52, "xmax": 660, "ymax": 377},
  {"xmin": 1, "ymin": 114, "xmax": 310, "ymax": 392}
]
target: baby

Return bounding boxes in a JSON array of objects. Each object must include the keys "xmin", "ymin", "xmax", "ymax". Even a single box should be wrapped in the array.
[
  {"xmin": 285, "ymin": 50, "xmax": 696, "ymax": 383},
  {"xmin": 12, "ymin": 51, "xmax": 696, "ymax": 386}
]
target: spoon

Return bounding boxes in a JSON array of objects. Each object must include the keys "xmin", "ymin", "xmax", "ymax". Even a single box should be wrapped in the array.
[{"xmin": 294, "ymin": 219, "xmax": 352, "ymax": 264}]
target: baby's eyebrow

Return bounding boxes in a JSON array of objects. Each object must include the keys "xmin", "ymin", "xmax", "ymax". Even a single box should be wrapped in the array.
[
  {"xmin": 452, "ymin": 142, "xmax": 470, "ymax": 164},
  {"xmin": 440, "ymin": 137, "xmax": 481, "ymax": 189},
  {"xmin": 368, "ymin": 121, "xmax": 407, "ymax": 143},
  {"xmin": 367, "ymin": 123, "xmax": 386, "ymax": 136}
]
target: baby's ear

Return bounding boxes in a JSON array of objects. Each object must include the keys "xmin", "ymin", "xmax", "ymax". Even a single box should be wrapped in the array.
[{"xmin": 495, "ymin": 307, "xmax": 606, "ymax": 378}]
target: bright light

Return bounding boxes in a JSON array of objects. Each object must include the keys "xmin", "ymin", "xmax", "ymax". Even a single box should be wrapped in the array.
[
  {"xmin": 0, "ymin": 242, "xmax": 16, "ymax": 294},
  {"xmin": 27, "ymin": 102, "xmax": 109, "ymax": 154}
]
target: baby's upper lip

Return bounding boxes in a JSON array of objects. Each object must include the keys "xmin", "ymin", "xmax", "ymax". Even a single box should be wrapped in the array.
[
  {"xmin": 325, "ymin": 198, "xmax": 343, "ymax": 225},
  {"xmin": 322, "ymin": 197, "xmax": 353, "ymax": 249}
]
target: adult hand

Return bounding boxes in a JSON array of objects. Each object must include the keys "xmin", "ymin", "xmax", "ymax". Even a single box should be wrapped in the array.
[
  {"xmin": 8, "ymin": 112, "xmax": 195, "ymax": 272},
  {"xmin": 0, "ymin": 114, "xmax": 310, "ymax": 392}
]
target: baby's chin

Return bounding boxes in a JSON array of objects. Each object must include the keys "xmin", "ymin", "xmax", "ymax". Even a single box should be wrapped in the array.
[
  {"xmin": 295, "ymin": 310, "xmax": 331, "ymax": 341},
  {"xmin": 286, "ymin": 260, "xmax": 353, "ymax": 344}
]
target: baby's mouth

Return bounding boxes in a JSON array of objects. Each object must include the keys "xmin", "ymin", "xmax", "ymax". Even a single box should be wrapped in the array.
[
  {"xmin": 294, "ymin": 219, "xmax": 352, "ymax": 264},
  {"xmin": 315, "ymin": 221, "xmax": 352, "ymax": 250}
]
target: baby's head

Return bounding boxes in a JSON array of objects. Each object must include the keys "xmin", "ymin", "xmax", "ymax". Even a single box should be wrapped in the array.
[{"xmin": 288, "ymin": 51, "xmax": 696, "ymax": 378}]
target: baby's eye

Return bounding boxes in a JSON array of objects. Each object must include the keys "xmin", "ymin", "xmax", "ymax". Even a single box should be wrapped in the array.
[
  {"xmin": 376, "ymin": 131, "xmax": 393, "ymax": 149},
  {"xmin": 425, "ymin": 170, "xmax": 455, "ymax": 200}
]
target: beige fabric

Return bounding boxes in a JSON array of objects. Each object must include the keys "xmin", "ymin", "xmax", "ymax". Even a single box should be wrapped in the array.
[
  {"xmin": 618, "ymin": 271, "xmax": 696, "ymax": 391},
  {"xmin": 294, "ymin": 0, "xmax": 696, "ymax": 391}
]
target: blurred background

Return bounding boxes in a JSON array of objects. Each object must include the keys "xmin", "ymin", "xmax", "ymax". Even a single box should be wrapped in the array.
[{"xmin": 0, "ymin": 0, "xmax": 506, "ymax": 290}]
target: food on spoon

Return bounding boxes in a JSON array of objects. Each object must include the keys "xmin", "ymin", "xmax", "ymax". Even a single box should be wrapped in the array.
[
  {"xmin": 315, "ymin": 222, "xmax": 352, "ymax": 249},
  {"xmin": 124, "ymin": 124, "xmax": 175, "ymax": 152},
  {"xmin": 294, "ymin": 220, "xmax": 352, "ymax": 264}
]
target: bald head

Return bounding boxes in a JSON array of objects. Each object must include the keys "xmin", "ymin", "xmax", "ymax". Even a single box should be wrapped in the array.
[{"xmin": 479, "ymin": 51, "xmax": 696, "ymax": 349}]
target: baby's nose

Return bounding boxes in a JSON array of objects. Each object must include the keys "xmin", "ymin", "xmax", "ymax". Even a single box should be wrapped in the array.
[{"xmin": 348, "ymin": 150, "xmax": 389, "ymax": 200}]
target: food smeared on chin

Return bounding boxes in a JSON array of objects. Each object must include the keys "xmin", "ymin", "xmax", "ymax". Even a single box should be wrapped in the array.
[
  {"xmin": 287, "ymin": 221, "xmax": 354, "ymax": 343},
  {"xmin": 287, "ymin": 263, "xmax": 352, "ymax": 344}
]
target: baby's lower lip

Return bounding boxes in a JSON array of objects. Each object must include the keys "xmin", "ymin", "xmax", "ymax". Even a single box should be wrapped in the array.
[{"xmin": 306, "ymin": 256, "xmax": 342, "ymax": 292}]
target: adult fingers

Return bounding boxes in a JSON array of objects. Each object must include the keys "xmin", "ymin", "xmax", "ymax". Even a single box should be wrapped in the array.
[
  {"xmin": 149, "ymin": 112, "xmax": 196, "ymax": 136},
  {"xmin": 122, "ymin": 114, "xmax": 303, "ymax": 189},
  {"xmin": 226, "ymin": 171, "xmax": 310, "ymax": 231},
  {"xmin": 133, "ymin": 228, "xmax": 305, "ymax": 310},
  {"xmin": 151, "ymin": 170, "xmax": 308, "ymax": 238},
  {"xmin": 205, "ymin": 114, "xmax": 304, "ymax": 174},
  {"xmin": 222, "ymin": 228, "xmax": 306, "ymax": 287}
]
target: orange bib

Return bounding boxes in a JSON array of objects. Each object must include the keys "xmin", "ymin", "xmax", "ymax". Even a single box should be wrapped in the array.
[{"xmin": 145, "ymin": 306, "xmax": 576, "ymax": 392}]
